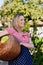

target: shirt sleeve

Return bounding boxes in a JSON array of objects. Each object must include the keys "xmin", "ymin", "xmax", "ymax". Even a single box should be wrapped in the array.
[
  {"xmin": 27, "ymin": 32, "xmax": 30, "ymax": 38},
  {"xmin": 27, "ymin": 33, "xmax": 31, "ymax": 43},
  {"xmin": 21, "ymin": 32, "xmax": 30, "ymax": 43},
  {"xmin": 5, "ymin": 27, "xmax": 14, "ymax": 35}
]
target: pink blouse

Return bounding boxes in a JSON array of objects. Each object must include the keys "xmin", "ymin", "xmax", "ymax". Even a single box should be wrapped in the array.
[{"xmin": 6, "ymin": 27, "xmax": 30, "ymax": 43}]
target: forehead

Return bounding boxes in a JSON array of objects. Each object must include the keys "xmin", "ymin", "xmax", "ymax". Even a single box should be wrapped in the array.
[{"xmin": 18, "ymin": 15, "xmax": 24, "ymax": 19}]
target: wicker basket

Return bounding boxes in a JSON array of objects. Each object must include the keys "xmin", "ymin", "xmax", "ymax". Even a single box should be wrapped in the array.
[{"xmin": 0, "ymin": 35, "xmax": 21, "ymax": 61}]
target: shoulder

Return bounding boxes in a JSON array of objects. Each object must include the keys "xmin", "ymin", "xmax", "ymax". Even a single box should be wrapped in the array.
[
  {"xmin": 5, "ymin": 27, "xmax": 16, "ymax": 34},
  {"xmin": 6, "ymin": 27, "xmax": 14, "ymax": 31}
]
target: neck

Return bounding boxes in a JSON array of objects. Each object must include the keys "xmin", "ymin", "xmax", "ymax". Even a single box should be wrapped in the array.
[
  {"xmin": 13, "ymin": 26, "xmax": 22, "ymax": 33},
  {"xmin": 16, "ymin": 27, "xmax": 22, "ymax": 33}
]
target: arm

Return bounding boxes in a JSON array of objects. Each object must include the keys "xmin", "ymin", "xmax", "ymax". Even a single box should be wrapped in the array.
[
  {"xmin": 0, "ymin": 30, "xmax": 9, "ymax": 37},
  {"xmin": 20, "ymin": 38, "xmax": 34, "ymax": 49}
]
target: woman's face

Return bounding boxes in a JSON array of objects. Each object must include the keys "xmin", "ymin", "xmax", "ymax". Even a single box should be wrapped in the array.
[{"xmin": 17, "ymin": 15, "xmax": 25, "ymax": 28}]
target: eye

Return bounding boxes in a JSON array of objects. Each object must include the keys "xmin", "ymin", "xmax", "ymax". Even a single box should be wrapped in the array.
[{"xmin": 21, "ymin": 19, "xmax": 23, "ymax": 21}]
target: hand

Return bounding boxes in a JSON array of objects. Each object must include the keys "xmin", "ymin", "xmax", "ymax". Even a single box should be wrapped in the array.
[{"xmin": 20, "ymin": 42, "xmax": 34, "ymax": 49}]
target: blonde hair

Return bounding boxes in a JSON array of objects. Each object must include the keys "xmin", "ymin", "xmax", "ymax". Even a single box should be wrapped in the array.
[{"xmin": 10, "ymin": 13, "xmax": 23, "ymax": 30}]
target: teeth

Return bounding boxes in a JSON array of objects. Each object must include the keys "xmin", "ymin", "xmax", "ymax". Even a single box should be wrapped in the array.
[{"xmin": 1, "ymin": 36, "xmax": 9, "ymax": 43}]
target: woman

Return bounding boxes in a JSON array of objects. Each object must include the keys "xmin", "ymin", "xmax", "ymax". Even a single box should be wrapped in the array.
[{"xmin": 0, "ymin": 13, "xmax": 34, "ymax": 65}]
